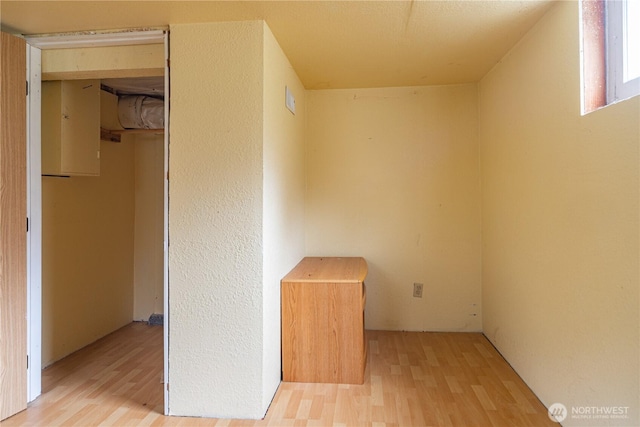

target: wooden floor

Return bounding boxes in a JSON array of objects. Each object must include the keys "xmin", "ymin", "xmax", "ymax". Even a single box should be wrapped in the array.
[{"xmin": 1, "ymin": 323, "xmax": 555, "ymax": 426}]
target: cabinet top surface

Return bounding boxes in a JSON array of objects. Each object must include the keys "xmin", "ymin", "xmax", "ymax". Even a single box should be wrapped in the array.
[{"xmin": 282, "ymin": 257, "xmax": 367, "ymax": 283}]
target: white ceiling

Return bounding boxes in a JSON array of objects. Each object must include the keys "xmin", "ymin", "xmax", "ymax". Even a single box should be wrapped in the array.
[{"xmin": 0, "ymin": 0, "xmax": 555, "ymax": 89}]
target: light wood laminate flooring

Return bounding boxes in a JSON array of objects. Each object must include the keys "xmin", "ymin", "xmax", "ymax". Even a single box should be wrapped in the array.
[{"xmin": 1, "ymin": 323, "xmax": 555, "ymax": 426}]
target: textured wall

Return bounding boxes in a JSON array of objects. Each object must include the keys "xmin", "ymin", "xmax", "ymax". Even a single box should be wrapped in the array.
[
  {"xmin": 305, "ymin": 85, "xmax": 482, "ymax": 332},
  {"xmin": 168, "ymin": 21, "xmax": 266, "ymax": 418},
  {"xmin": 479, "ymin": 2, "xmax": 639, "ymax": 425},
  {"xmin": 42, "ymin": 135, "xmax": 135, "ymax": 367},
  {"xmin": 262, "ymin": 24, "xmax": 306, "ymax": 409}
]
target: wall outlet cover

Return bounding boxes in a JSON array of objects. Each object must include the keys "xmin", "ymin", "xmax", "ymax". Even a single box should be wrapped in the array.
[{"xmin": 413, "ymin": 283, "xmax": 423, "ymax": 298}]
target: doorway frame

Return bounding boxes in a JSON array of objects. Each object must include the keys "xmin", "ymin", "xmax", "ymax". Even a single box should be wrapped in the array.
[
  {"xmin": 26, "ymin": 41, "xmax": 42, "ymax": 404},
  {"xmin": 25, "ymin": 29, "xmax": 170, "ymax": 414}
]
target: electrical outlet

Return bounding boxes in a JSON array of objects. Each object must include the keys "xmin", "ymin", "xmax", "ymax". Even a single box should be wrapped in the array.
[{"xmin": 413, "ymin": 283, "xmax": 423, "ymax": 298}]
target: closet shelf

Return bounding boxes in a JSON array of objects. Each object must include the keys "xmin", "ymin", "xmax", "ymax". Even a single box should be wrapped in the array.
[{"xmin": 100, "ymin": 127, "xmax": 164, "ymax": 142}]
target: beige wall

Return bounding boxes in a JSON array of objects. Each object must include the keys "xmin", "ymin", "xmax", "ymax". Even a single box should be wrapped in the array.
[
  {"xmin": 169, "ymin": 21, "xmax": 266, "ymax": 418},
  {"xmin": 42, "ymin": 88, "xmax": 163, "ymax": 367},
  {"xmin": 262, "ymin": 25, "xmax": 306, "ymax": 408},
  {"xmin": 103, "ymin": 87, "xmax": 164, "ymax": 322},
  {"xmin": 305, "ymin": 85, "xmax": 482, "ymax": 332},
  {"xmin": 42, "ymin": 135, "xmax": 135, "ymax": 367},
  {"xmin": 479, "ymin": 2, "xmax": 639, "ymax": 426},
  {"xmin": 133, "ymin": 134, "xmax": 164, "ymax": 320}
]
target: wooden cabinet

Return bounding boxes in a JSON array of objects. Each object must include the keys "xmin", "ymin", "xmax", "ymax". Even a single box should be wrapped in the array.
[
  {"xmin": 42, "ymin": 79, "xmax": 100, "ymax": 176},
  {"xmin": 281, "ymin": 257, "xmax": 367, "ymax": 384}
]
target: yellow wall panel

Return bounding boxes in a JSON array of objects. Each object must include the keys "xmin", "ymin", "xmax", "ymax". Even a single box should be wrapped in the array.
[{"xmin": 479, "ymin": 2, "xmax": 639, "ymax": 425}]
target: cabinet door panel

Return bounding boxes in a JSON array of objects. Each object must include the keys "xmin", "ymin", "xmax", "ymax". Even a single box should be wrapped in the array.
[
  {"xmin": 42, "ymin": 79, "xmax": 100, "ymax": 176},
  {"xmin": 61, "ymin": 80, "xmax": 99, "ymax": 175}
]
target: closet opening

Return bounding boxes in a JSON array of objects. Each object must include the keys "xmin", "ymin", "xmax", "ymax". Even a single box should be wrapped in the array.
[
  {"xmin": 40, "ymin": 73, "xmax": 166, "ymax": 412},
  {"xmin": 26, "ymin": 30, "xmax": 170, "ymax": 415}
]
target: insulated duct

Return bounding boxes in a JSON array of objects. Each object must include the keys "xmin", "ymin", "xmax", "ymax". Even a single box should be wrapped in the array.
[{"xmin": 118, "ymin": 95, "xmax": 164, "ymax": 129}]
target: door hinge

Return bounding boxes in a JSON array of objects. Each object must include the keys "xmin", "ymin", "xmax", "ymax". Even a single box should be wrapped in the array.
[
  {"xmin": 27, "ymin": 355, "xmax": 29, "ymax": 369},
  {"xmin": 27, "ymin": 217, "xmax": 29, "ymax": 232},
  {"xmin": 26, "ymin": 81, "xmax": 29, "ymax": 96}
]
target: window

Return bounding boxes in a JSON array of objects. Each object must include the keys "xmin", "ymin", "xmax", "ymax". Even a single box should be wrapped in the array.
[
  {"xmin": 606, "ymin": 0, "xmax": 640, "ymax": 102},
  {"xmin": 581, "ymin": 0, "xmax": 640, "ymax": 113}
]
